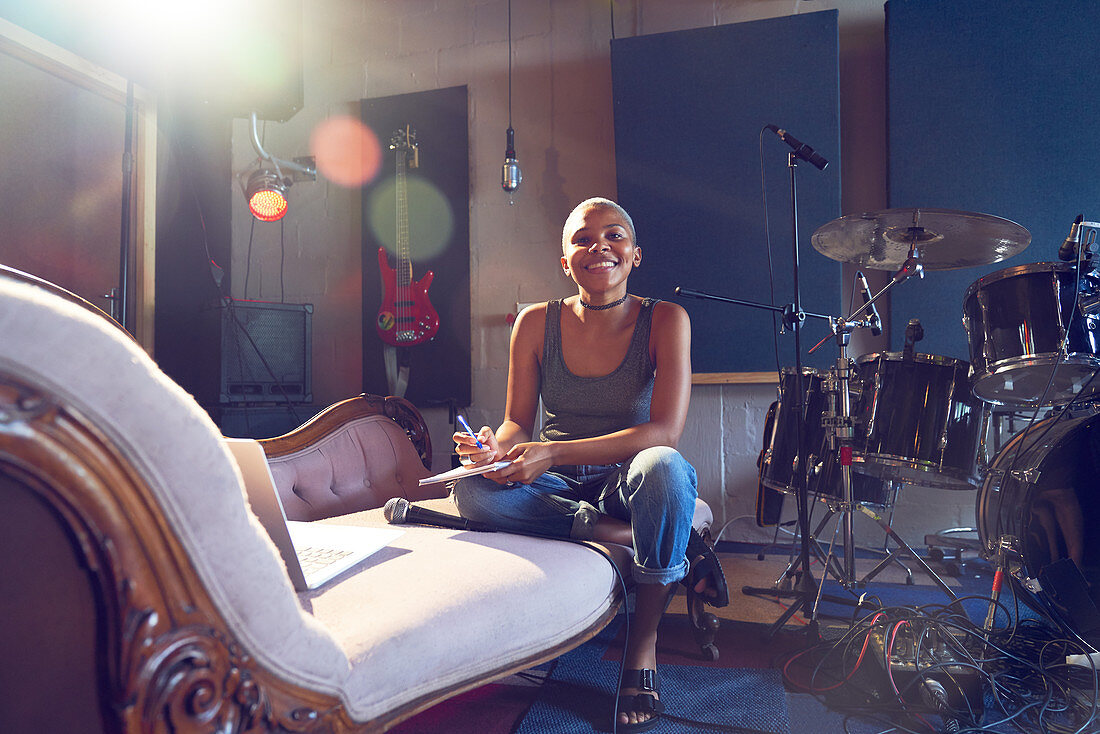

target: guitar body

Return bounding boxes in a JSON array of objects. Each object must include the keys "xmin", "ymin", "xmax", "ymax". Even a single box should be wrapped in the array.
[{"xmin": 376, "ymin": 247, "xmax": 439, "ymax": 346}]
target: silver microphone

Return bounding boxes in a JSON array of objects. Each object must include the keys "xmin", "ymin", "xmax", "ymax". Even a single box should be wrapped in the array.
[
  {"xmin": 856, "ymin": 271, "xmax": 882, "ymax": 337},
  {"xmin": 502, "ymin": 127, "xmax": 522, "ymax": 193},
  {"xmin": 1059, "ymin": 214, "xmax": 1083, "ymax": 261}
]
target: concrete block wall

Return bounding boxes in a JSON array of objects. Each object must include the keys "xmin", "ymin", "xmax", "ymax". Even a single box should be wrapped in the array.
[{"xmin": 227, "ymin": 0, "xmax": 977, "ymax": 550}]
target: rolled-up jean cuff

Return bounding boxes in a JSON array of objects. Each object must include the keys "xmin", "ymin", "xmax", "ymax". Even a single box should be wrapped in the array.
[
  {"xmin": 569, "ymin": 502, "xmax": 600, "ymax": 540},
  {"xmin": 633, "ymin": 557, "xmax": 689, "ymax": 586}
]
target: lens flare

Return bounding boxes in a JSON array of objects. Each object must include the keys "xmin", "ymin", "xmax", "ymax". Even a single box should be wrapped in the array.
[
  {"xmin": 311, "ymin": 116, "xmax": 382, "ymax": 187},
  {"xmin": 367, "ymin": 176, "xmax": 453, "ymax": 260}
]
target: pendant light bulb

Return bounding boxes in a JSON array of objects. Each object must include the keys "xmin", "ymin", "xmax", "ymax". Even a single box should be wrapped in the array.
[{"xmin": 502, "ymin": 126, "xmax": 522, "ymax": 193}]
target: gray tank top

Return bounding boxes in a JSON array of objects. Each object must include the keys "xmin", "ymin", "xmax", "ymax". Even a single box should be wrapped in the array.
[{"xmin": 539, "ymin": 298, "xmax": 657, "ymax": 442}]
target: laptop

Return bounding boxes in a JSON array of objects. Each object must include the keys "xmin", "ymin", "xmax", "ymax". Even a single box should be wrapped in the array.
[{"xmin": 225, "ymin": 437, "xmax": 403, "ymax": 591}]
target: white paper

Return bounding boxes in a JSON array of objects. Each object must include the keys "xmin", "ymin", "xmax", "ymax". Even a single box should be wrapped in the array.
[{"xmin": 418, "ymin": 460, "xmax": 513, "ymax": 486}]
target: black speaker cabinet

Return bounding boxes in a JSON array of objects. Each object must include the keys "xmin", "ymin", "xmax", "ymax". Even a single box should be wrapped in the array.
[
  {"xmin": 218, "ymin": 299, "xmax": 312, "ymax": 404},
  {"xmin": 214, "ymin": 404, "xmax": 320, "ymax": 439}
]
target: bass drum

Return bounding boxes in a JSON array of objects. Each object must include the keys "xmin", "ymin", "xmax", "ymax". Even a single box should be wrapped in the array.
[{"xmin": 977, "ymin": 411, "xmax": 1100, "ymax": 642}]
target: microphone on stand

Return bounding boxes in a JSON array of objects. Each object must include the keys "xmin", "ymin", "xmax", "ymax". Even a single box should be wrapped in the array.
[
  {"xmin": 856, "ymin": 271, "xmax": 882, "ymax": 336},
  {"xmin": 383, "ymin": 497, "xmax": 497, "ymax": 532},
  {"xmin": 1059, "ymin": 214, "xmax": 1084, "ymax": 262},
  {"xmin": 765, "ymin": 125, "xmax": 830, "ymax": 170},
  {"xmin": 903, "ymin": 318, "xmax": 923, "ymax": 360}
]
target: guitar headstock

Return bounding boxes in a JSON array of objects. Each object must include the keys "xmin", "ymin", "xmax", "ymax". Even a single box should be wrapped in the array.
[{"xmin": 389, "ymin": 124, "xmax": 419, "ymax": 168}]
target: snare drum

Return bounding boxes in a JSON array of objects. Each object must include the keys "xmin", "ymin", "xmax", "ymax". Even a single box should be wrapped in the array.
[
  {"xmin": 851, "ymin": 352, "xmax": 986, "ymax": 490},
  {"xmin": 963, "ymin": 261, "xmax": 1100, "ymax": 406}
]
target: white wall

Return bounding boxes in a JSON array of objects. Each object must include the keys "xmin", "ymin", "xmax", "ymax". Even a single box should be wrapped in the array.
[{"xmin": 228, "ymin": 0, "xmax": 977, "ymax": 551}]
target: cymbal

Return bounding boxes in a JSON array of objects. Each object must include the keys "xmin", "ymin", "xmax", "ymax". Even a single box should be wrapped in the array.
[{"xmin": 810, "ymin": 208, "xmax": 1031, "ymax": 270}]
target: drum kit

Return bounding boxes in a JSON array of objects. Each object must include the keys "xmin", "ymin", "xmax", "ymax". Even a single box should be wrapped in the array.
[{"xmin": 754, "ymin": 207, "xmax": 1100, "ymax": 641}]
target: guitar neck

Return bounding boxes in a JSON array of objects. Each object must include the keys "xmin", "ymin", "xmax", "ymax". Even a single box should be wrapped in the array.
[{"xmin": 395, "ymin": 151, "xmax": 411, "ymax": 288}]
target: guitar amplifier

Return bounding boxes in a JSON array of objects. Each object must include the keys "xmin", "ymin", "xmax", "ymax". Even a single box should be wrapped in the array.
[{"xmin": 218, "ymin": 299, "xmax": 312, "ymax": 404}]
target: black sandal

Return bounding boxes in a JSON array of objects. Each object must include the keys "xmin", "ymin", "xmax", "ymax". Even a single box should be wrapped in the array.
[
  {"xmin": 682, "ymin": 527, "xmax": 729, "ymax": 608},
  {"xmin": 616, "ymin": 668, "xmax": 664, "ymax": 733}
]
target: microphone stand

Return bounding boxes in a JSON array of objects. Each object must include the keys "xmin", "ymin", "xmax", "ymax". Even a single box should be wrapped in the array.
[
  {"xmin": 778, "ymin": 151, "xmax": 818, "ymax": 640},
  {"xmin": 680, "ymin": 152, "xmax": 836, "ymax": 639}
]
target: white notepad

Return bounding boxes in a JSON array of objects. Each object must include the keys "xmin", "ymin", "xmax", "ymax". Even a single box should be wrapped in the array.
[{"xmin": 418, "ymin": 460, "xmax": 513, "ymax": 486}]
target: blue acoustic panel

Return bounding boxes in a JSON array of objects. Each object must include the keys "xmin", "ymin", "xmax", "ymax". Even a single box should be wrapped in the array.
[
  {"xmin": 612, "ymin": 11, "xmax": 841, "ymax": 374},
  {"xmin": 887, "ymin": 0, "xmax": 1100, "ymax": 360}
]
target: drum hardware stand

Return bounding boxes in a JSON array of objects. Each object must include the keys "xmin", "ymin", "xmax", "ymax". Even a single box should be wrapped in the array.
[
  {"xmin": 766, "ymin": 480, "xmax": 913, "ymax": 590},
  {"xmin": 850, "ymin": 502, "xmax": 958, "ymax": 600},
  {"xmin": 924, "ymin": 527, "xmax": 984, "ymax": 578},
  {"xmin": 747, "ymin": 246, "xmax": 961, "ymax": 611}
]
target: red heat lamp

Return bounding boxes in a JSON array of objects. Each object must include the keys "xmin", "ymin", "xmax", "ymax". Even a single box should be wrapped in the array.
[{"xmin": 246, "ymin": 169, "xmax": 289, "ymax": 222}]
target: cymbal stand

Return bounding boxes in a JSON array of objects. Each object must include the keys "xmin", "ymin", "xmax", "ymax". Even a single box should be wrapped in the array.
[
  {"xmin": 741, "ymin": 312, "xmax": 869, "ymax": 615},
  {"xmin": 807, "ymin": 250, "xmax": 957, "ymax": 606},
  {"xmin": 743, "ymin": 248, "xmax": 957, "ymax": 616}
]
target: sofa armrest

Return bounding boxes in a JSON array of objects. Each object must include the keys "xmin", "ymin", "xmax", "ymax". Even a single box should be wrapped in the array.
[{"xmin": 261, "ymin": 394, "xmax": 438, "ymax": 521}]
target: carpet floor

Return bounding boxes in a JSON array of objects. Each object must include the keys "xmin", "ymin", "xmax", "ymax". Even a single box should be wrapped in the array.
[{"xmin": 391, "ymin": 541, "xmax": 1097, "ymax": 734}]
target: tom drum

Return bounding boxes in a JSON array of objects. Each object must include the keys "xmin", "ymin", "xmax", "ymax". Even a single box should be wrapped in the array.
[
  {"xmin": 760, "ymin": 367, "xmax": 828, "ymax": 495},
  {"xmin": 963, "ymin": 261, "xmax": 1100, "ymax": 406},
  {"xmin": 851, "ymin": 352, "xmax": 987, "ymax": 490}
]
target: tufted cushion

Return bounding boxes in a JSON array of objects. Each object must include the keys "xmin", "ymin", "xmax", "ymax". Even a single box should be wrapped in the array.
[{"xmin": 267, "ymin": 415, "xmax": 436, "ymax": 521}]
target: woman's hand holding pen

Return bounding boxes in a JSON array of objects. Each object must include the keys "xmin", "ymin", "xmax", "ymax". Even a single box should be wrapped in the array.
[{"xmin": 453, "ymin": 422, "xmax": 499, "ymax": 466}]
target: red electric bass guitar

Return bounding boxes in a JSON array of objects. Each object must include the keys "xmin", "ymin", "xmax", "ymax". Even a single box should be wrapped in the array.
[{"xmin": 376, "ymin": 125, "xmax": 439, "ymax": 347}]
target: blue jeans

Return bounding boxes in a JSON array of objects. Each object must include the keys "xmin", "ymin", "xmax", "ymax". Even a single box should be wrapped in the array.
[{"xmin": 451, "ymin": 446, "xmax": 697, "ymax": 586}]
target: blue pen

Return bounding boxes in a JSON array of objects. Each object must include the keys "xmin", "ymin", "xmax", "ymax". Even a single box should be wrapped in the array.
[{"xmin": 456, "ymin": 414, "xmax": 484, "ymax": 449}]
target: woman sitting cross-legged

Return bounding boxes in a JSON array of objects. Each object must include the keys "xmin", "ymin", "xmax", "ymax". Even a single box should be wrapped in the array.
[{"xmin": 451, "ymin": 197, "xmax": 729, "ymax": 732}]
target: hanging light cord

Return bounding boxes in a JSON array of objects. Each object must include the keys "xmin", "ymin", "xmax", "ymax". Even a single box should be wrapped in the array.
[{"xmin": 507, "ymin": 0, "xmax": 513, "ymax": 128}]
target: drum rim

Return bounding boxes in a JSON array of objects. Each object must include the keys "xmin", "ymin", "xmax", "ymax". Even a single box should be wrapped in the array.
[
  {"xmin": 971, "ymin": 355, "xmax": 1100, "ymax": 406},
  {"xmin": 976, "ymin": 410, "xmax": 1100, "ymax": 554},
  {"xmin": 856, "ymin": 351, "xmax": 970, "ymax": 369},
  {"xmin": 852, "ymin": 451, "xmax": 978, "ymax": 490},
  {"xmin": 779, "ymin": 365, "xmax": 823, "ymax": 377},
  {"xmin": 964, "ymin": 260, "xmax": 1073, "ymax": 299}
]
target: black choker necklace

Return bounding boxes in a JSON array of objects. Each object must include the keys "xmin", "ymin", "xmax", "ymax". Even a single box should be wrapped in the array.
[{"xmin": 579, "ymin": 293, "xmax": 629, "ymax": 311}]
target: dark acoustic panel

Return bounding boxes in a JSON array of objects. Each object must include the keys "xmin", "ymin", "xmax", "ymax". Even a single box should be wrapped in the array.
[
  {"xmin": 361, "ymin": 86, "xmax": 471, "ymax": 407},
  {"xmin": 154, "ymin": 106, "xmax": 233, "ymax": 408},
  {"xmin": 612, "ymin": 11, "xmax": 841, "ymax": 374},
  {"xmin": 886, "ymin": 0, "xmax": 1100, "ymax": 360}
]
